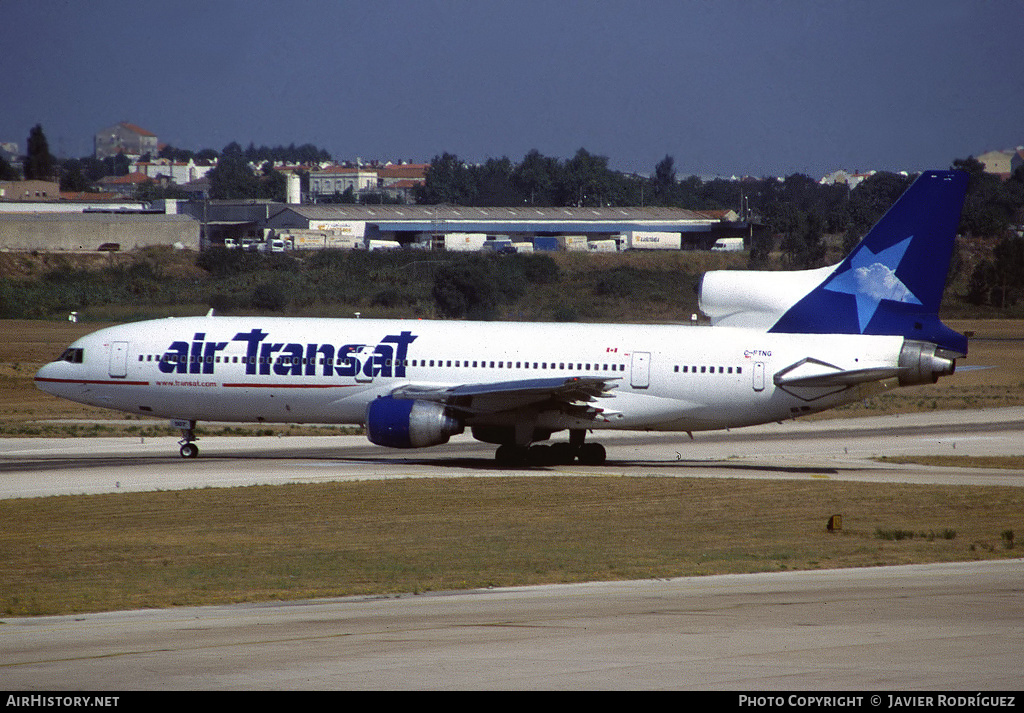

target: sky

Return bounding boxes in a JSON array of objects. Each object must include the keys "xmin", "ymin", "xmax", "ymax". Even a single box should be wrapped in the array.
[{"xmin": 3, "ymin": 0, "xmax": 1022, "ymax": 179}]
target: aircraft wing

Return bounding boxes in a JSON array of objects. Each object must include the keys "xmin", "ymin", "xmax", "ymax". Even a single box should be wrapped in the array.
[{"xmin": 389, "ymin": 376, "xmax": 619, "ymax": 416}]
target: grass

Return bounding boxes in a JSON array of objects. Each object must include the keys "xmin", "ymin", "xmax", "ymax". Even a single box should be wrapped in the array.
[
  {"xmin": 877, "ymin": 455, "xmax": 1024, "ymax": 470},
  {"xmin": 1, "ymin": 477, "xmax": 1021, "ymax": 616}
]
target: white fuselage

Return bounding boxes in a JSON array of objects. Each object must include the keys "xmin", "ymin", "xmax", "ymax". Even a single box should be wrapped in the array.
[{"xmin": 35, "ymin": 315, "xmax": 904, "ymax": 435}]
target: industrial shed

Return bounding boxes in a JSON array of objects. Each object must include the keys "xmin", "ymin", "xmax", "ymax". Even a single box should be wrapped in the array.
[
  {"xmin": 262, "ymin": 204, "xmax": 752, "ymax": 250},
  {"xmin": 0, "ymin": 213, "xmax": 200, "ymax": 252}
]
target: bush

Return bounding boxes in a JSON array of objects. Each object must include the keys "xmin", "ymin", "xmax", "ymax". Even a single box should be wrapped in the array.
[
  {"xmin": 206, "ymin": 293, "xmax": 237, "ymax": 313},
  {"xmin": 250, "ymin": 282, "xmax": 287, "ymax": 311},
  {"xmin": 432, "ymin": 260, "xmax": 498, "ymax": 319}
]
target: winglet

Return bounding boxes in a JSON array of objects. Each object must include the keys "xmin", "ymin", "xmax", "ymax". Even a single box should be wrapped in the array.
[{"xmin": 768, "ymin": 170, "xmax": 969, "ymax": 355}]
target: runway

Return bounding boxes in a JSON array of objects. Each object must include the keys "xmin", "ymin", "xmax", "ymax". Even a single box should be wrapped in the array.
[{"xmin": 2, "ymin": 407, "xmax": 1023, "ymax": 690}]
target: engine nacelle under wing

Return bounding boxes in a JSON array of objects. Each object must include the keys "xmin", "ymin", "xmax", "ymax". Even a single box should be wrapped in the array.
[{"xmin": 365, "ymin": 396, "xmax": 464, "ymax": 448}]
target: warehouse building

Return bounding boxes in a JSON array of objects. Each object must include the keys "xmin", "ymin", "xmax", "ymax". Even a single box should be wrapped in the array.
[{"xmin": 260, "ymin": 204, "xmax": 755, "ymax": 252}]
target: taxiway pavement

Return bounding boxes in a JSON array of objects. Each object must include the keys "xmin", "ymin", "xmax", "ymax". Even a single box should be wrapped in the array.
[
  {"xmin": 2, "ymin": 561, "xmax": 1022, "ymax": 690},
  {"xmin": 2, "ymin": 407, "xmax": 1023, "ymax": 498}
]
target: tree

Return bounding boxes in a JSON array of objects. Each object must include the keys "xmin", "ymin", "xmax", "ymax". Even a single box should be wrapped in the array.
[
  {"xmin": 59, "ymin": 158, "xmax": 90, "ymax": 192},
  {"xmin": 652, "ymin": 154, "xmax": 677, "ymax": 204},
  {"xmin": 471, "ymin": 157, "xmax": 518, "ymax": 206},
  {"xmin": 513, "ymin": 149, "xmax": 561, "ymax": 206},
  {"xmin": 0, "ymin": 154, "xmax": 19, "ymax": 181},
  {"xmin": 25, "ymin": 124, "xmax": 54, "ymax": 181},
  {"xmin": 967, "ymin": 236, "xmax": 1024, "ymax": 308},
  {"xmin": 843, "ymin": 172, "xmax": 913, "ymax": 251},
  {"xmin": 417, "ymin": 152, "xmax": 476, "ymax": 205},
  {"xmin": 207, "ymin": 152, "xmax": 259, "ymax": 199},
  {"xmin": 561, "ymin": 148, "xmax": 612, "ymax": 206}
]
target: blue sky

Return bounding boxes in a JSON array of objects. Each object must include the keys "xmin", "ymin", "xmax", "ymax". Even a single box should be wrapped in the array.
[{"xmin": 3, "ymin": 0, "xmax": 1021, "ymax": 178}]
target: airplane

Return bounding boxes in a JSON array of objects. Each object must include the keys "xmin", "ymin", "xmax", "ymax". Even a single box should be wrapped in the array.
[{"xmin": 35, "ymin": 170, "xmax": 969, "ymax": 465}]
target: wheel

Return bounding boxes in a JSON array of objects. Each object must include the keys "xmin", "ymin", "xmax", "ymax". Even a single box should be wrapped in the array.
[
  {"xmin": 180, "ymin": 443, "xmax": 199, "ymax": 458},
  {"xmin": 549, "ymin": 442, "xmax": 577, "ymax": 465},
  {"xmin": 528, "ymin": 444, "xmax": 553, "ymax": 466},
  {"xmin": 578, "ymin": 442, "xmax": 607, "ymax": 465},
  {"xmin": 494, "ymin": 444, "xmax": 527, "ymax": 466}
]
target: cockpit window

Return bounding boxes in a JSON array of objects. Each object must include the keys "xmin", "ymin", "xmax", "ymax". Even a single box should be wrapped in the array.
[{"xmin": 59, "ymin": 348, "xmax": 84, "ymax": 364}]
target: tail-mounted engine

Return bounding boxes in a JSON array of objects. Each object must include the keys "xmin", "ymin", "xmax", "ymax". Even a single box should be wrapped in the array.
[
  {"xmin": 365, "ymin": 396, "xmax": 464, "ymax": 449},
  {"xmin": 898, "ymin": 340, "xmax": 958, "ymax": 386}
]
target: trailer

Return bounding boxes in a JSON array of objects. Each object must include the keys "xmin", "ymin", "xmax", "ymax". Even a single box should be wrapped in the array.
[
  {"xmin": 625, "ymin": 230, "xmax": 682, "ymax": 250},
  {"xmin": 559, "ymin": 234, "xmax": 589, "ymax": 251},
  {"xmin": 277, "ymin": 229, "xmax": 362, "ymax": 251},
  {"xmin": 367, "ymin": 239, "xmax": 402, "ymax": 251},
  {"xmin": 443, "ymin": 233, "xmax": 489, "ymax": 252}
]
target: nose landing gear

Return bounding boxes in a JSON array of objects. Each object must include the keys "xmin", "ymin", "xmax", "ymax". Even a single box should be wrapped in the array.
[{"xmin": 173, "ymin": 419, "xmax": 199, "ymax": 458}]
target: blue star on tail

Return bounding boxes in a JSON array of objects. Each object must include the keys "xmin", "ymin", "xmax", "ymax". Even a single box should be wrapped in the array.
[{"xmin": 822, "ymin": 237, "xmax": 922, "ymax": 332}]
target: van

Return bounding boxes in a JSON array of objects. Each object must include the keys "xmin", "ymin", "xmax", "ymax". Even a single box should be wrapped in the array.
[{"xmin": 711, "ymin": 237, "xmax": 744, "ymax": 252}]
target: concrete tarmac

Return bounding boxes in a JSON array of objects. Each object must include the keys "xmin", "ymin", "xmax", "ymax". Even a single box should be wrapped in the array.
[
  {"xmin": 2, "ymin": 561, "xmax": 1022, "ymax": 690},
  {"xmin": 2, "ymin": 407, "xmax": 1023, "ymax": 690}
]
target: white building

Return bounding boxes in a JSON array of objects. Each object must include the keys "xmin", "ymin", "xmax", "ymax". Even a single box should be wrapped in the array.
[
  {"xmin": 94, "ymin": 122, "xmax": 159, "ymax": 160},
  {"xmin": 134, "ymin": 158, "xmax": 213, "ymax": 185},
  {"xmin": 308, "ymin": 163, "xmax": 427, "ymax": 202},
  {"xmin": 309, "ymin": 166, "xmax": 379, "ymax": 200}
]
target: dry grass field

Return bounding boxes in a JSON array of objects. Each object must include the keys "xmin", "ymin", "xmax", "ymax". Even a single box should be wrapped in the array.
[
  {"xmin": 2, "ymin": 478, "xmax": 1022, "ymax": 616},
  {"xmin": 1, "ymin": 317, "xmax": 1022, "ymax": 616}
]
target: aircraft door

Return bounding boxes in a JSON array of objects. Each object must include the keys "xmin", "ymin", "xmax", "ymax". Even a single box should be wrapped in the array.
[
  {"xmin": 109, "ymin": 341, "xmax": 129, "ymax": 378},
  {"xmin": 354, "ymin": 345, "xmax": 377, "ymax": 383},
  {"xmin": 752, "ymin": 361, "xmax": 765, "ymax": 392},
  {"xmin": 630, "ymin": 351, "xmax": 650, "ymax": 389}
]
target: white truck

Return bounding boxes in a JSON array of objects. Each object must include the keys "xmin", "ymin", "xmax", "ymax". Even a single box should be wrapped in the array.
[
  {"xmin": 711, "ymin": 237, "xmax": 744, "ymax": 252},
  {"xmin": 261, "ymin": 238, "xmax": 290, "ymax": 253}
]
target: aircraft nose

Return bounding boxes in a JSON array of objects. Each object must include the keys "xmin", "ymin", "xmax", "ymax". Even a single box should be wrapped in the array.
[{"xmin": 34, "ymin": 361, "xmax": 68, "ymax": 397}]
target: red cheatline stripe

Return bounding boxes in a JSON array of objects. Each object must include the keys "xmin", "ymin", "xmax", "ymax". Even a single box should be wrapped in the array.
[
  {"xmin": 221, "ymin": 383, "xmax": 357, "ymax": 389},
  {"xmin": 34, "ymin": 377, "xmax": 150, "ymax": 386}
]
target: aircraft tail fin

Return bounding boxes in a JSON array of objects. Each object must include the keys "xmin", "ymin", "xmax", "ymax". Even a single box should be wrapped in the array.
[{"xmin": 767, "ymin": 170, "xmax": 968, "ymax": 354}]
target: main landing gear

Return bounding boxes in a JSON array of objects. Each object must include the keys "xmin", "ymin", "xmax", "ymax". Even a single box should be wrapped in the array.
[
  {"xmin": 174, "ymin": 419, "xmax": 199, "ymax": 458},
  {"xmin": 494, "ymin": 429, "xmax": 607, "ymax": 466}
]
